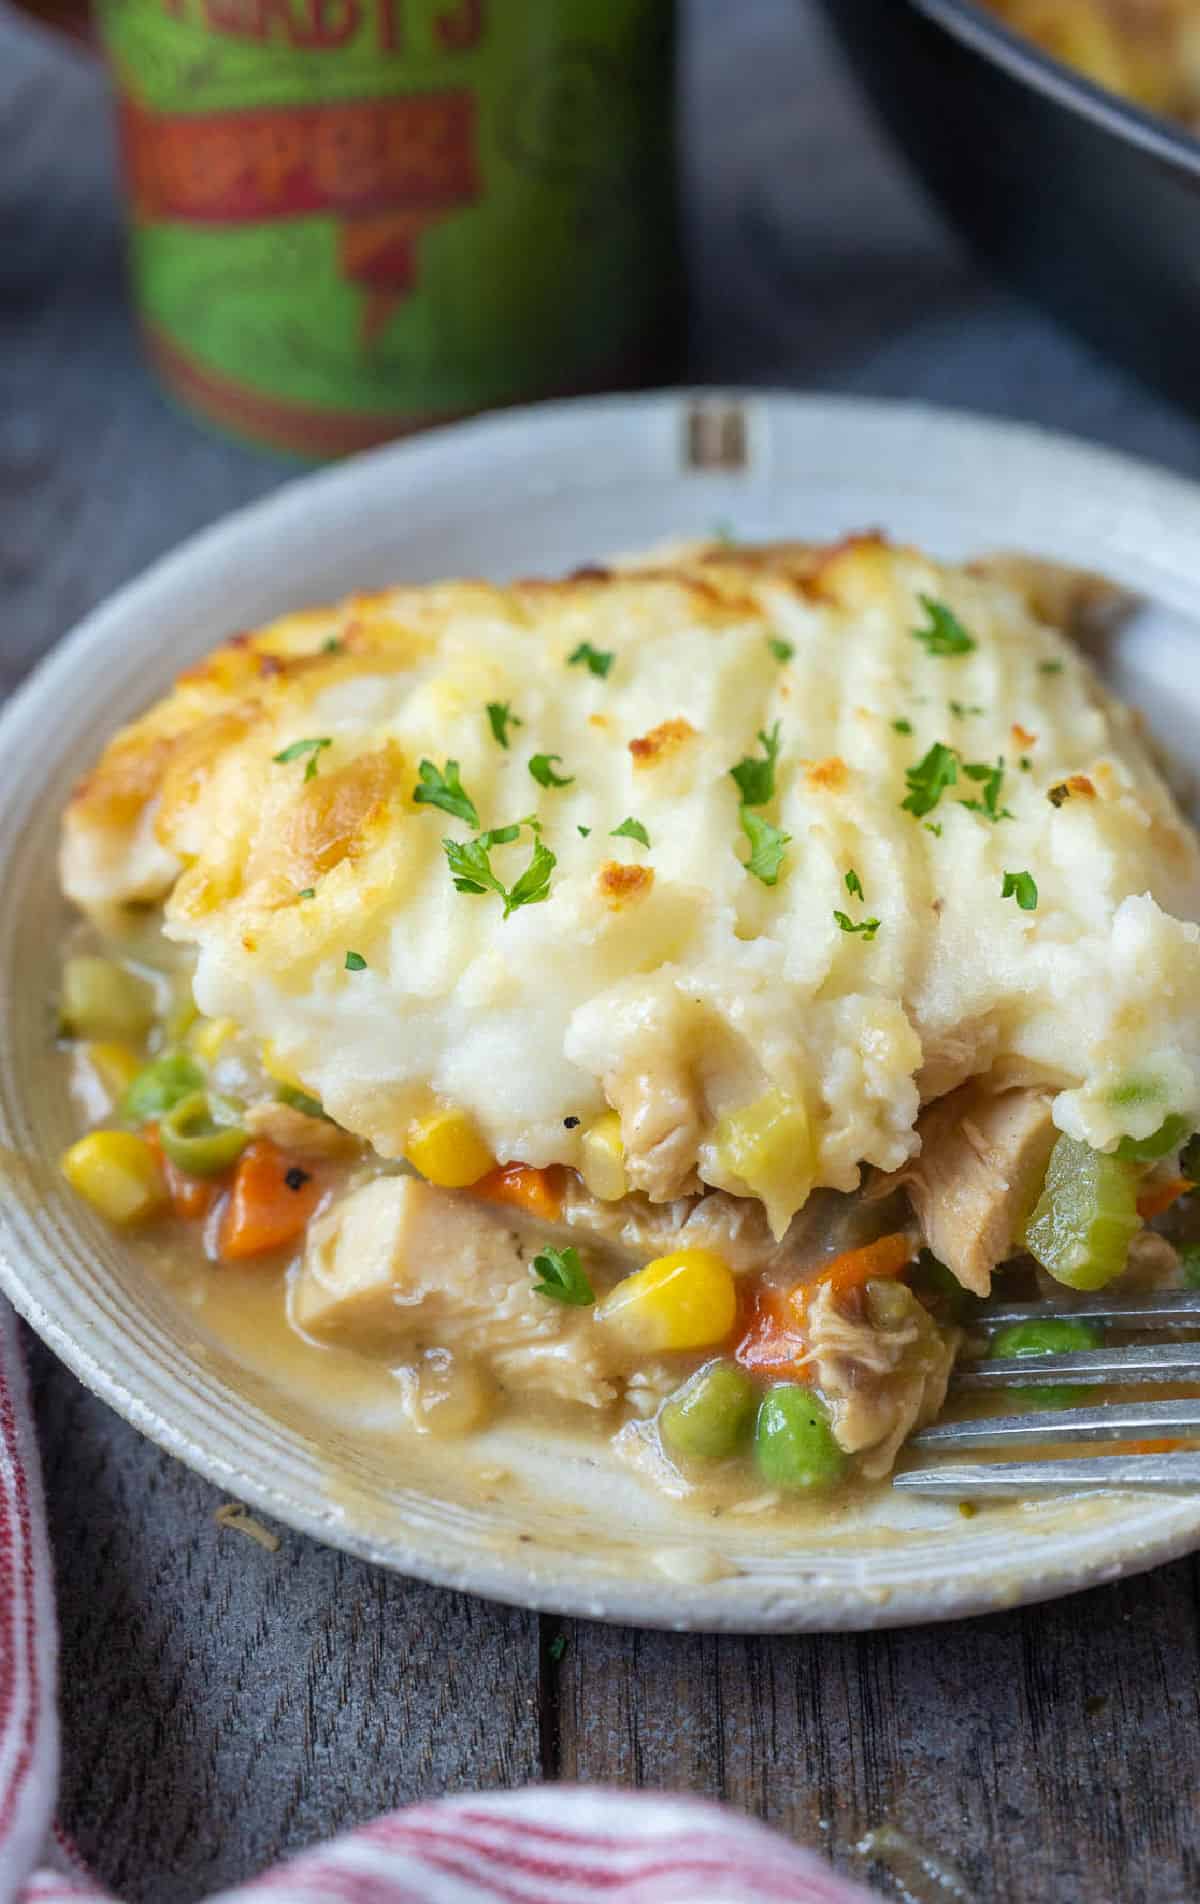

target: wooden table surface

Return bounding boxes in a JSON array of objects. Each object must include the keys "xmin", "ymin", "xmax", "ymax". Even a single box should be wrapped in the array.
[{"xmin": 6, "ymin": 3, "xmax": 1200, "ymax": 1899}]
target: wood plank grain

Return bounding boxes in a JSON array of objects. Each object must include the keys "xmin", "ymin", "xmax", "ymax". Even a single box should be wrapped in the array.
[
  {"xmin": 29, "ymin": 1335, "xmax": 541, "ymax": 1903},
  {"xmin": 553, "ymin": 1560, "xmax": 1200, "ymax": 1903}
]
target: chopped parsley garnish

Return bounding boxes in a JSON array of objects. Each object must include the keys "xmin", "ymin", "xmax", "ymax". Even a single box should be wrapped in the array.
[
  {"xmin": 924, "ymin": 822, "xmax": 943, "ymax": 838},
  {"xmin": 413, "ymin": 758, "xmax": 480, "ymax": 828},
  {"xmin": 740, "ymin": 809, "xmax": 790, "ymax": 885},
  {"xmin": 959, "ymin": 757, "xmax": 1014, "ymax": 823},
  {"xmin": 901, "ymin": 740, "xmax": 958, "ymax": 818},
  {"xmin": 610, "ymin": 816, "xmax": 650, "ymax": 847},
  {"xmin": 949, "ymin": 700, "xmax": 984, "ymax": 718},
  {"xmin": 273, "ymin": 736, "xmax": 332, "ymax": 782},
  {"xmin": 530, "ymin": 1244, "xmax": 594, "ymax": 1305},
  {"xmin": 568, "ymin": 641, "xmax": 614, "ymax": 679},
  {"xmin": 344, "ymin": 951, "xmax": 367, "ymax": 971},
  {"xmin": 577, "ymin": 825, "xmax": 592, "ymax": 837},
  {"xmin": 486, "ymin": 701, "xmax": 522, "ymax": 749},
  {"xmin": 297, "ymin": 887, "xmax": 315, "ymax": 900},
  {"xmin": 1002, "ymin": 870, "xmax": 1039, "ymax": 911},
  {"xmin": 730, "ymin": 722, "xmax": 781, "ymax": 807},
  {"xmin": 892, "ymin": 718, "xmax": 914, "ymax": 736},
  {"xmin": 442, "ymin": 825, "xmax": 556, "ymax": 919},
  {"xmin": 834, "ymin": 910, "xmax": 880, "ymax": 941},
  {"xmin": 1019, "ymin": 756, "xmax": 1032, "ymax": 772},
  {"xmin": 769, "ymin": 636, "xmax": 794, "ymax": 663},
  {"xmin": 1039, "ymin": 659, "xmax": 1064, "ymax": 676},
  {"xmin": 322, "ymin": 636, "xmax": 343, "ymax": 654},
  {"xmin": 528, "ymin": 753, "xmax": 574, "ymax": 789},
  {"xmin": 1048, "ymin": 782, "xmax": 1070, "ymax": 808},
  {"xmin": 845, "ymin": 868, "xmax": 864, "ymax": 901},
  {"xmin": 912, "ymin": 595, "xmax": 976, "ymax": 657}
]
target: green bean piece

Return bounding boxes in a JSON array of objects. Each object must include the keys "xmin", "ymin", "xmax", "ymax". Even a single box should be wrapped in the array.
[
  {"xmin": 275, "ymin": 1082, "xmax": 329, "ymax": 1122},
  {"xmin": 1116, "ymin": 1114, "xmax": 1192, "ymax": 1163},
  {"xmin": 1179, "ymin": 1243, "xmax": 1200, "ymax": 1290},
  {"xmin": 991, "ymin": 1317, "xmax": 1104, "ymax": 1410},
  {"xmin": 754, "ymin": 1384, "xmax": 847, "ymax": 1491},
  {"xmin": 1021, "ymin": 1134, "xmax": 1140, "ymax": 1290},
  {"xmin": 159, "ymin": 1091, "xmax": 248, "ymax": 1177},
  {"xmin": 59, "ymin": 956, "xmax": 155, "ymax": 1041},
  {"xmin": 120, "ymin": 1050, "xmax": 205, "ymax": 1124},
  {"xmin": 659, "ymin": 1361, "xmax": 757, "ymax": 1461}
]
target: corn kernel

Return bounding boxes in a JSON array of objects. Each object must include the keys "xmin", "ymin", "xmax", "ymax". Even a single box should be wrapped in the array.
[
  {"xmin": 710, "ymin": 1088, "xmax": 813, "ymax": 1238},
  {"xmin": 405, "ymin": 1106, "xmax": 495, "ymax": 1189},
  {"xmin": 597, "ymin": 1248, "xmax": 737, "ymax": 1353},
  {"xmin": 189, "ymin": 1016, "xmax": 239, "ymax": 1062},
  {"xmin": 83, "ymin": 1041, "xmax": 142, "ymax": 1103},
  {"xmin": 580, "ymin": 1111, "xmax": 627, "ymax": 1202},
  {"xmin": 60, "ymin": 1130, "xmax": 167, "ymax": 1225},
  {"xmin": 261, "ymin": 1040, "xmax": 306, "ymax": 1092}
]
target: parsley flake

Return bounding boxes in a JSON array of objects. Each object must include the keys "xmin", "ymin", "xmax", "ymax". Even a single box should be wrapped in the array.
[
  {"xmin": 1039, "ymin": 659, "xmax": 1064, "ymax": 676},
  {"xmin": 413, "ymin": 758, "xmax": 479, "ymax": 828},
  {"xmin": 1002, "ymin": 870, "xmax": 1039, "ymax": 911},
  {"xmin": 568, "ymin": 642, "xmax": 614, "ymax": 679},
  {"xmin": 610, "ymin": 816, "xmax": 650, "ymax": 848},
  {"xmin": 730, "ymin": 722, "xmax": 782, "ymax": 807},
  {"xmin": 949, "ymin": 700, "xmax": 984, "ymax": 718},
  {"xmin": 845, "ymin": 868, "xmax": 865, "ymax": 900},
  {"xmin": 769, "ymin": 636, "xmax": 794, "ymax": 663},
  {"xmin": 322, "ymin": 636, "xmax": 343, "ymax": 655},
  {"xmin": 297, "ymin": 887, "xmax": 315, "ymax": 900},
  {"xmin": 530, "ymin": 1244, "xmax": 594, "ymax": 1306},
  {"xmin": 486, "ymin": 701, "xmax": 522, "ymax": 749},
  {"xmin": 924, "ymin": 822, "xmax": 943, "ymax": 838},
  {"xmin": 912, "ymin": 595, "xmax": 976, "ymax": 657},
  {"xmin": 577, "ymin": 825, "xmax": 592, "ymax": 838},
  {"xmin": 1019, "ymin": 756, "xmax": 1032, "ymax": 772},
  {"xmin": 959, "ymin": 757, "xmax": 1014, "ymax": 823},
  {"xmin": 528, "ymin": 753, "xmax": 574, "ymax": 789},
  {"xmin": 834, "ymin": 910, "xmax": 880, "ymax": 941},
  {"xmin": 892, "ymin": 718, "xmax": 913, "ymax": 736},
  {"xmin": 740, "ymin": 809, "xmax": 790, "ymax": 886},
  {"xmin": 1048, "ymin": 782, "xmax": 1070, "ymax": 808},
  {"xmin": 274, "ymin": 736, "xmax": 332, "ymax": 783},
  {"xmin": 901, "ymin": 740, "xmax": 958, "ymax": 818},
  {"xmin": 344, "ymin": 950, "xmax": 367, "ymax": 971},
  {"xmin": 442, "ymin": 825, "xmax": 556, "ymax": 919}
]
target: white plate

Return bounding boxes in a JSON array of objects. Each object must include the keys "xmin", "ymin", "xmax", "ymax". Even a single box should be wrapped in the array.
[{"xmin": 4, "ymin": 389, "xmax": 1200, "ymax": 1632}]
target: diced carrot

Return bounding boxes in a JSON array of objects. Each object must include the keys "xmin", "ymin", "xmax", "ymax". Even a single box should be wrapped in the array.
[
  {"xmin": 470, "ymin": 1163, "xmax": 564, "ymax": 1224},
  {"xmin": 793, "ymin": 1231, "xmax": 915, "ymax": 1321},
  {"xmin": 1137, "ymin": 1177, "xmax": 1193, "ymax": 1221},
  {"xmin": 734, "ymin": 1285, "xmax": 806, "ymax": 1375},
  {"xmin": 144, "ymin": 1124, "xmax": 223, "ymax": 1222},
  {"xmin": 219, "ymin": 1140, "xmax": 321, "ymax": 1260}
]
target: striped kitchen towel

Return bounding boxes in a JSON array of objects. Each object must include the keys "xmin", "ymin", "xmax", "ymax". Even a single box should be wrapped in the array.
[{"xmin": 0, "ymin": 1300, "xmax": 876, "ymax": 1904}]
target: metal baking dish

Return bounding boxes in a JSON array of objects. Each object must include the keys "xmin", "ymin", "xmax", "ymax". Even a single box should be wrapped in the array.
[{"xmin": 817, "ymin": 0, "xmax": 1200, "ymax": 405}]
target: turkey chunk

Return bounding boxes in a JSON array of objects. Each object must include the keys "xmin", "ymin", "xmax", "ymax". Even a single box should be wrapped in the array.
[
  {"xmin": 292, "ymin": 1176, "xmax": 618, "ymax": 1409},
  {"xmin": 805, "ymin": 1281, "xmax": 959, "ymax": 1480},
  {"xmin": 882, "ymin": 1085, "xmax": 1058, "ymax": 1296}
]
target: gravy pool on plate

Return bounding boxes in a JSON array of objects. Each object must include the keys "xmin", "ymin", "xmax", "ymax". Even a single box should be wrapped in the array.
[{"xmin": 53, "ymin": 535, "xmax": 1200, "ymax": 1507}]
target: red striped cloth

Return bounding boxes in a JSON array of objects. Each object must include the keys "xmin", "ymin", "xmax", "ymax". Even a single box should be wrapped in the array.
[{"xmin": 0, "ymin": 1301, "xmax": 876, "ymax": 1904}]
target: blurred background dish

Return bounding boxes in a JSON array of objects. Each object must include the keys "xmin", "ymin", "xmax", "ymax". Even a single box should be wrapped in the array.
[
  {"xmin": 981, "ymin": 0, "xmax": 1200, "ymax": 127},
  {"xmin": 818, "ymin": 0, "xmax": 1200, "ymax": 410}
]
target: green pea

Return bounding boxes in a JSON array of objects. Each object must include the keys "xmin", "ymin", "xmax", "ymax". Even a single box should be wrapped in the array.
[
  {"xmin": 659, "ymin": 1361, "xmax": 757, "ymax": 1461},
  {"xmin": 159, "ymin": 1091, "xmax": 248, "ymax": 1177},
  {"xmin": 754, "ymin": 1385, "xmax": 847, "ymax": 1491},
  {"xmin": 120, "ymin": 1050, "xmax": 205, "ymax": 1124},
  {"xmin": 59, "ymin": 956, "xmax": 155, "ymax": 1041},
  {"xmin": 1179, "ymin": 1243, "xmax": 1200, "ymax": 1290},
  {"xmin": 1022, "ymin": 1134, "xmax": 1139, "ymax": 1290},
  {"xmin": 990, "ymin": 1317, "xmax": 1104, "ymax": 1410},
  {"xmin": 1116, "ymin": 1114, "xmax": 1192, "ymax": 1163}
]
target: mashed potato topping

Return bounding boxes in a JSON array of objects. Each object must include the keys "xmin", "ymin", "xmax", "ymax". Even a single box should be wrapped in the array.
[{"xmin": 60, "ymin": 537, "xmax": 1200, "ymax": 1238}]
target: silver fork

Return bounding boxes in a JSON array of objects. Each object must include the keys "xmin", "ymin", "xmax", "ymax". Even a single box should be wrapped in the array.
[{"xmin": 894, "ymin": 1289, "xmax": 1200, "ymax": 1497}]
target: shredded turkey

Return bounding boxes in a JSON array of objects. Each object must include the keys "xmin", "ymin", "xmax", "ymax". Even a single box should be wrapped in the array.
[
  {"xmin": 804, "ymin": 1282, "xmax": 959, "ymax": 1480},
  {"xmin": 293, "ymin": 1176, "xmax": 619, "ymax": 1409},
  {"xmin": 879, "ymin": 1084, "xmax": 1058, "ymax": 1296}
]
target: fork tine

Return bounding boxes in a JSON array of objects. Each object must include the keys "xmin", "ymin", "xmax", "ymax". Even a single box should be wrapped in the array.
[
  {"xmin": 894, "ymin": 1453, "xmax": 1200, "ymax": 1495},
  {"xmin": 975, "ymin": 1290, "xmax": 1200, "ymax": 1328},
  {"xmin": 953, "ymin": 1342, "xmax": 1200, "ymax": 1388},
  {"xmin": 911, "ymin": 1398, "xmax": 1200, "ymax": 1449}
]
